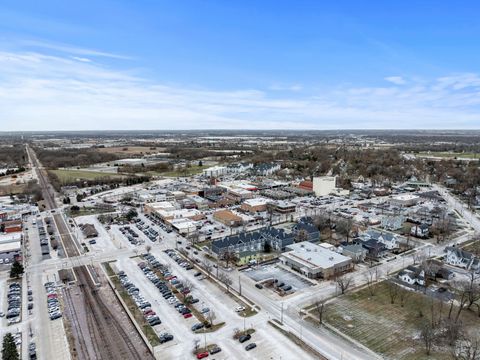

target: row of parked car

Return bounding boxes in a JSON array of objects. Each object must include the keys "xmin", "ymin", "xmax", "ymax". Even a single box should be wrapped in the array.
[
  {"xmin": 238, "ymin": 333, "xmax": 257, "ymax": 351},
  {"xmin": 37, "ymin": 219, "xmax": 51, "ymax": 256},
  {"xmin": 44, "ymin": 282, "xmax": 62, "ymax": 320},
  {"xmin": 134, "ymin": 218, "xmax": 160, "ymax": 242},
  {"xmin": 144, "ymin": 213, "xmax": 172, "ymax": 233},
  {"xmin": 119, "ymin": 226, "xmax": 142, "ymax": 245},
  {"xmin": 5, "ymin": 282, "xmax": 22, "ymax": 324},
  {"xmin": 118, "ymin": 271, "xmax": 162, "ymax": 327},
  {"xmin": 164, "ymin": 249, "xmax": 194, "ymax": 270},
  {"xmin": 138, "ymin": 254, "xmax": 178, "ymax": 344}
]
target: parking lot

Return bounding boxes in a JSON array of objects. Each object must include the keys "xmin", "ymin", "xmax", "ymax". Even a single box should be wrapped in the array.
[{"xmin": 243, "ymin": 264, "xmax": 313, "ymax": 291}]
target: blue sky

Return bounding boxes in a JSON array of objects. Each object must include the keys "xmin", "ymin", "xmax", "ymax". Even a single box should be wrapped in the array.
[{"xmin": 1, "ymin": 0, "xmax": 480, "ymax": 130}]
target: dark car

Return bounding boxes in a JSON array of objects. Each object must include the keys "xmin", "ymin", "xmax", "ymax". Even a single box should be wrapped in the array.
[
  {"xmin": 245, "ymin": 343, "xmax": 257, "ymax": 351},
  {"xmin": 159, "ymin": 333, "xmax": 174, "ymax": 343},
  {"xmin": 255, "ymin": 283, "xmax": 263, "ymax": 289},
  {"xmin": 209, "ymin": 346, "xmax": 221, "ymax": 355},
  {"xmin": 239, "ymin": 334, "xmax": 251, "ymax": 343}
]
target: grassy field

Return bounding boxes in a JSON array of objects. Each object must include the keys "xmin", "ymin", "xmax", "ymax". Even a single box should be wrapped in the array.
[
  {"xmin": 97, "ymin": 146, "xmax": 166, "ymax": 156},
  {"xmin": 51, "ymin": 169, "xmax": 123, "ymax": 183},
  {"xmin": 414, "ymin": 152, "xmax": 479, "ymax": 159},
  {"xmin": 315, "ymin": 281, "xmax": 480, "ymax": 360},
  {"xmin": 157, "ymin": 165, "xmax": 208, "ymax": 177}
]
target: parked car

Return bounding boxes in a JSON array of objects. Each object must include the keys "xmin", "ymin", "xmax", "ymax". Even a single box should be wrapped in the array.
[
  {"xmin": 239, "ymin": 334, "xmax": 251, "ymax": 343},
  {"xmin": 235, "ymin": 306, "xmax": 245, "ymax": 312},
  {"xmin": 209, "ymin": 346, "xmax": 221, "ymax": 355},
  {"xmin": 196, "ymin": 351, "xmax": 209, "ymax": 359},
  {"xmin": 245, "ymin": 343, "xmax": 257, "ymax": 351}
]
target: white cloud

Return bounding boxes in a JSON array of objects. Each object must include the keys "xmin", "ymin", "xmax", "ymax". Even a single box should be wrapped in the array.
[
  {"xmin": 71, "ymin": 56, "xmax": 92, "ymax": 63},
  {"xmin": 269, "ymin": 83, "xmax": 303, "ymax": 92},
  {"xmin": 384, "ymin": 76, "xmax": 406, "ymax": 85},
  {"xmin": 0, "ymin": 50, "xmax": 479, "ymax": 131}
]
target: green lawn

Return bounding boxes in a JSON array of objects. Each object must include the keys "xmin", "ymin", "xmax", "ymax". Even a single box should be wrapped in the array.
[
  {"xmin": 51, "ymin": 169, "xmax": 123, "ymax": 183},
  {"xmin": 156, "ymin": 165, "xmax": 209, "ymax": 177}
]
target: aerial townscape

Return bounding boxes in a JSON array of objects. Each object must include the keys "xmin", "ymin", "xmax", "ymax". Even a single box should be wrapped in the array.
[
  {"xmin": 2, "ymin": 1, "xmax": 480, "ymax": 360},
  {"xmin": 0, "ymin": 130, "xmax": 480, "ymax": 360}
]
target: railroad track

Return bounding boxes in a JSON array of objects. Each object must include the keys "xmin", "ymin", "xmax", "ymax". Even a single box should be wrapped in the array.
[
  {"xmin": 77, "ymin": 266, "xmax": 144, "ymax": 360},
  {"xmin": 27, "ymin": 145, "xmax": 149, "ymax": 360},
  {"xmin": 63, "ymin": 287, "xmax": 91, "ymax": 360}
]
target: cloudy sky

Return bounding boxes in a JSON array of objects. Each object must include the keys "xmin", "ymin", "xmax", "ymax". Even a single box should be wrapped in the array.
[{"xmin": 1, "ymin": 0, "xmax": 480, "ymax": 130}]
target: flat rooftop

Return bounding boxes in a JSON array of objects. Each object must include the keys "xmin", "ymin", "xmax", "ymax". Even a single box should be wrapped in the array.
[{"xmin": 283, "ymin": 241, "xmax": 351, "ymax": 269}]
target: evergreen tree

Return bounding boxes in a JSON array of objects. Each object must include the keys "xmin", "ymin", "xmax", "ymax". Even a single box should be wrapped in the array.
[
  {"xmin": 9, "ymin": 260, "xmax": 24, "ymax": 279},
  {"xmin": 2, "ymin": 333, "xmax": 19, "ymax": 360}
]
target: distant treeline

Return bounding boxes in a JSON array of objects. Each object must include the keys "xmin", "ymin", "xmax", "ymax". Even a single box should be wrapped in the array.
[
  {"xmin": 0, "ymin": 144, "xmax": 27, "ymax": 168},
  {"xmin": 34, "ymin": 147, "xmax": 119, "ymax": 168},
  {"xmin": 48, "ymin": 170, "xmax": 150, "ymax": 192}
]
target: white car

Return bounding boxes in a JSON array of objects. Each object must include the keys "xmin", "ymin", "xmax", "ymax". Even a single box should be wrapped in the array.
[{"xmin": 235, "ymin": 306, "xmax": 245, "ymax": 312}]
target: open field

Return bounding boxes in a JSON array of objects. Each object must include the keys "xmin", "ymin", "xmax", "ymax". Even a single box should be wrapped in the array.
[
  {"xmin": 413, "ymin": 152, "xmax": 479, "ymax": 159},
  {"xmin": 315, "ymin": 281, "xmax": 480, "ymax": 360},
  {"xmin": 157, "ymin": 165, "xmax": 208, "ymax": 177},
  {"xmin": 97, "ymin": 146, "xmax": 166, "ymax": 156},
  {"xmin": 50, "ymin": 169, "xmax": 124, "ymax": 183}
]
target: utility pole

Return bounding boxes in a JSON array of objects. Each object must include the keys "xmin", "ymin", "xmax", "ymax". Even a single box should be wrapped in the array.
[
  {"xmin": 238, "ymin": 275, "xmax": 242, "ymax": 296},
  {"xmin": 281, "ymin": 302, "xmax": 284, "ymax": 324}
]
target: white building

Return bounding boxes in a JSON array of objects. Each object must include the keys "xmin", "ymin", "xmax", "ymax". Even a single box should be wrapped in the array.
[
  {"xmin": 279, "ymin": 241, "xmax": 352, "ymax": 279},
  {"xmin": 390, "ymin": 194, "xmax": 420, "ymax": 207},
  {"xmin": 312, "ymin": 176, "xmax": 337, "ymax": 196},
  {"xmin": 203, "ymin": 166, "xmax": 228, "ymax": 177}
]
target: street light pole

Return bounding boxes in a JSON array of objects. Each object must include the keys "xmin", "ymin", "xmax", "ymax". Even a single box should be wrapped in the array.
[{"xmin": 281, "ymin": 302, "xmax": 284, "ymax": 324}]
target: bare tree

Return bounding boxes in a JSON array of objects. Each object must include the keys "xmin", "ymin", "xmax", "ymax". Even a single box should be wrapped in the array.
[
  {"xmin": 420, "ymin": 320, "xmax": 435, "ymax": 355},
  {"xmin": 336, "ymin": 218, "xmax": 353, "ymax": 243},
  {"xmin": 398, "ymin": 287, "xmax": 411, "ymax": 307},
  {"xmin": 221, "ymin": 250, "xmax": 238, "ymax": 267},
  {"xmin": 145, "ymin": 245, "xmax": 152, "ymax": 253},
  {"xmin": 218, "ymin": 272, "xmax": 233, "ymax": 293},
  {"xmin": 193, "ymin": 338, "xmax": 200, "ymax": 353},
  {"xmin": 387, "ymin": 281, "xmax": 399, "ymax": 304},
  {"xmin": 364, "ymin": 267, "xmax": 382, "ymax": 296},
  {"xmin": 207, "ymin": 310, "xmax": 217, "ymax": 326},
  {"xmin": 336, "ymin": 274, "xmax": 354, "ymax": 295},
  {"xmin": 313, "ymin": 298, "xmax": 326, "ymax": 325},
  {"xmin": 295, "ymin": 229, "xmax": 309, "ymax": 243},
  {"xmin": 442, "ymin": 317, "xmax": 463, "ymax": 347},
  {"xmin": 454, "ymin": 273, "xmax": 480, "ymax": 323},
  {"xmin": 202, "ymin": 261, "xmax": 213, "ymax": 278}
]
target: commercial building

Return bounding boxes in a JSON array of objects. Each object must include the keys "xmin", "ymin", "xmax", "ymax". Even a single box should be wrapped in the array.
[
  {"xmin": 268, "ymin": 201, "xmax": 296, "ymax": 214},
  {"xmin": 241, "ymin": 198, "xmax": 270, "ymax": 213},
  {"xmin": 279, "ymin": 241, "xmax": 352, "ymax": 279},
  {"xmin": 312, "ymin": 176, "xmax": 337, "ymax": 196},
  {"xmin": 0, "ymin": 232, "xmax": 22, "ymax": 262},
  {"xmin": 213, "ymin": 210, "xmax": 243, "ymax": 227},
  {"xmin": 390, "ymin": 194, "xmax": 420, "ymax": 207}
]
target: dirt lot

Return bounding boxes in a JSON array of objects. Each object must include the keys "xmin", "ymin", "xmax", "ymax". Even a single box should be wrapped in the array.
[
  {"xmin": 97, "ymin": 146, "xmax": 166, "ymax": 156},
  {"xmin": 316, "ymin": 281, "xmax": 480, "ymax": 360}
]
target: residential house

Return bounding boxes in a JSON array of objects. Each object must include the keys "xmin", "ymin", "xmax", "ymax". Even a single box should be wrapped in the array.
[
  {"xmin": 411, "ymin": 224, "xmax": 429, "ymax": 238},
  {"xmin": 363, "ymin": 229, "xmax": 399, "ymax": 250},
  {"xmin": 341, "ymin": 244, "xmax": 367, "ymax": 263},
  {"xmin": 445, "ymin": 247, "xmax": 480, "ymax": 271}
]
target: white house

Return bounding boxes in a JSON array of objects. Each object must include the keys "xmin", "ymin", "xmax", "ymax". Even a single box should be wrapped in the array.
[
  {"xmin": 445, "ymin": 247, "xmax": 479, "ymax": 270},
  {"xmin": 364, "ymin": 229, "xmax": 399, "ymax": 250}
]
